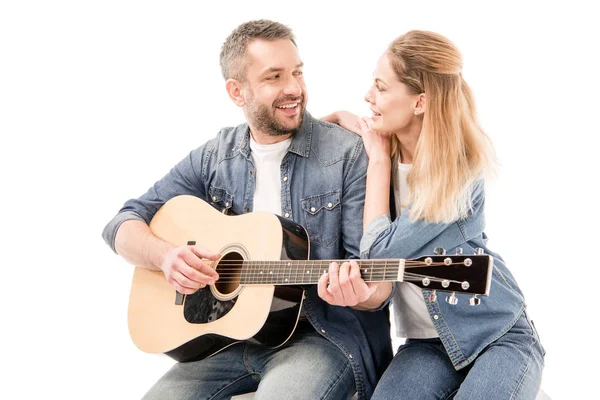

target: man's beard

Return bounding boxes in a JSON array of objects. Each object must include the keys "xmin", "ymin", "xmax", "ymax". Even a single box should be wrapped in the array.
[{"xmin": 246, "ymin": 94, "xmax": 305, "ymax": 137}]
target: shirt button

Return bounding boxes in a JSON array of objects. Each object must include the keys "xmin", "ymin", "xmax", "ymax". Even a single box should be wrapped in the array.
[
  {"xmin": 327, "ymin": 202, "xmax": 333, "ymax": 208},
  {"xmin": 433, "ymin": 314, "xmax": 439, "ymax": 320},
  {"xmin": 245, "ymin": 207, "xmax": 250, "ymax": 212},
  {"xmin": 249, "ymin": 170, "xmax": 253, "ymax": 175},
  {"xmin": 310, "ymin": 207, "xmax": 316, "ymax": 212},
  {"xmin": 283, "ymin": 176, "xmax": 288, "ymax": 182},
  {"xmin": 348, "ymin": 354, "xmax": 353, "ymax": 359},
  {"xmin": 284, "ymin": 212, "xmax": 290, "ymax": 218},
  {"xmin": 225, "ymin": 202, "xmax": 229, "ymax": 207},
  {"xmin": 321, "ymin": 329, "xmax": 326, "ymax": 334},
  {"xmin": 212, "ymin": 196, "xmax": 217, "ymax": 201}
]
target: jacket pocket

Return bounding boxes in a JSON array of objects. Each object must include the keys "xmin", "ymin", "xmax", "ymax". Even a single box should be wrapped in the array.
[
  {"xmin": 301, "ymin": 191, "xmax": 341, "ymax": 247},
  {"xmin": 208, "ymin": 185, "xmax": 234, "ymax": 214}
]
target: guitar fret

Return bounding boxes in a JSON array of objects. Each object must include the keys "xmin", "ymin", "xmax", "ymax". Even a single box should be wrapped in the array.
[
  {"xmin": 245, "ymin": 261, "xmax": 249, "ymax": 284},
  {"xmin": 260, "ymin": 261, "xmax": 264, "ymax": 284}
]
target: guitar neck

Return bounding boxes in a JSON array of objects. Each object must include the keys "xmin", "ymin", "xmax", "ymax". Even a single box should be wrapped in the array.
[
  {"xmin": 239, "ymin": 259, "xmax": 404, "ymax": 285},
  {"xmin": 234, "ymin": 254, "xmax": 493, "ymax": 296}
]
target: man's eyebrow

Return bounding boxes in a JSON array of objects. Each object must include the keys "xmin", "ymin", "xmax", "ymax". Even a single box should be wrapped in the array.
[{"xmin": 260, "ymin": 63, "xmax": 304, "ymax": 76}]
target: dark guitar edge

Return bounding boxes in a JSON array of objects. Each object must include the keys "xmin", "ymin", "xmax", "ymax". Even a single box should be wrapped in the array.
[{"xmin": 166, "ymin": 288, "xmax": 306, "ymax": 362}]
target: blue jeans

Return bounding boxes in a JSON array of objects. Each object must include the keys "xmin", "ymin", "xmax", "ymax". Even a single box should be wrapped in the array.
[
  {"xmin": 372, "ymin": 312, "xmax": 544, "ymax": 400},
  {"xmin": 142, "ymin": 327, "xmax": 355, "ymax": 400}
]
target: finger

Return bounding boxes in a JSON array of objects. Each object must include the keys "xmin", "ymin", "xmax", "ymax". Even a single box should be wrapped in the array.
[
  {"xmin": 182, "ymin": 250, "xmax": 219, "ymax": 280},
  {"xmin": 174, "ymin": 256, "xmax": 217, "ymax": 285},
  {"xmin": 180, "ymin": 264, "xmax": 217, "ymax": 286},
  {"xmin": 338, "ymin": 262, "xmax": 358, "ymax": 306},
  {"xmin": 358, "ymin": 117, "xmax": 370, "ymax": 134},
  {"xmin": 317, "ymin": 270, "xmax": 335, "ymax": 304},
  {"xmin": 327, "ymin": 262, "xmax": 345, "ymax": 305},
  {"xmin": 190, "ymin": 245, "xmax": 221, "ymax": 261},
  {"xmin": 348, "ymin": 260, "xmax": 372, "ymax": 303},
  {"xmin": 320, "ymin": 113, "xmax": 336, "ymax": 123},
  {"xmin": 170, "ymin": 271, "xmax": 203, "ymax": 294}
]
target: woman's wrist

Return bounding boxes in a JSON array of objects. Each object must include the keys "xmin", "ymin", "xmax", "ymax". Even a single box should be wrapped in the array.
[{"xmin": 367, "ymin": 156, "xmax": 392, "ymax": 167}]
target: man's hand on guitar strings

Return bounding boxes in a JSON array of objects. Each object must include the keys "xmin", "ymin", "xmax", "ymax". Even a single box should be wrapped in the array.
[{"xmin": 159, "ymin": 245, "xmax": 221, "ymax": 295}]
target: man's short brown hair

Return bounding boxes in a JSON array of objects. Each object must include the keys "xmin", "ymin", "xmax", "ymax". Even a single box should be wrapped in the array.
[{"xmin": 219, "ymin": 19, "xmax": 296, "ymax": 82}]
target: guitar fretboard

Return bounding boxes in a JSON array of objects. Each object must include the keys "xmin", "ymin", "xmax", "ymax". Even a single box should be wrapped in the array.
[{"xmin": 238, "ymin": 260, "xmax": 402, "ymax": 285}]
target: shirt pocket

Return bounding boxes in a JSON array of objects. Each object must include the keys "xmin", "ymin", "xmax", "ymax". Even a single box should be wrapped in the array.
[
  {"xmin": 301, "ymin": 191, "xmax": 341, "ymax": 247},
  {"xmin": 208, "ymin": 185, "xmax": 234, "ymax": 214}
]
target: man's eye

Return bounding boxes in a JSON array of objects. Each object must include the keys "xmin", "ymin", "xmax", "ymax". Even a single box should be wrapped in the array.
[
  {"xmin": 294, "ymin": 71, "xmax": 303, "ymax": 76},
  {"xmin": 267, "ymin": 75, "xmax": 280, "ymax": 81}
]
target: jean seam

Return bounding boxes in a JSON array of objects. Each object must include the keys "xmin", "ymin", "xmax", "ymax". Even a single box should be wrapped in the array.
[
  {"xmin": 445, "ymin": 388, "xmax": 459, "ymax": 400},
  {"xmin": 319, "ymin": 359, "xmax": 352, "ymax": 400},
  {"xmin": 242, "ymin": 343, "xmax": 260, "ymax": 382},
  {"xmin": 207, "ymin": 373, "xmax": 256, "ymax": 400},
  {"xmin": 508, "ymin": 335, "xmax": 535, "ymax": 400}
]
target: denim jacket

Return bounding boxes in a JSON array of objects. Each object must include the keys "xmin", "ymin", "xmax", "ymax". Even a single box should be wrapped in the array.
[
  {"xmin": 103, "ymin": 112, "xmax": 393, "ymax": 400},
  {"xmin": 360, "ymin": 180, "xmax": 526, "ymax": 370}
]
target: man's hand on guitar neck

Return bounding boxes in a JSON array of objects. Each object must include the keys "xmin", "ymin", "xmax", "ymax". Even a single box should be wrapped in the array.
[{"xmin": 317, "ymin": 260, "xmax": 392, "ymax": 310}]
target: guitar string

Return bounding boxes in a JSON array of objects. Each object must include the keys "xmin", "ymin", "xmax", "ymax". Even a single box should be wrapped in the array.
[
  {"xmin": 207, "ymin": 261, "xmax": 471, "ymax": 269},
  {"xmin": 201, "ymin": 272, "xmax": 470, "ymax": 285}
]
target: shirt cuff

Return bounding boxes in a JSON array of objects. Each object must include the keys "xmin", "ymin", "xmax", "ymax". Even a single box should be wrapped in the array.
[
  {"xmin": 102, "ymin": 211, "xmax": 146, "ymax": 253},
  {"xmin": 360, "ymin": 214, "xmax": 392, "ymax": 257}
]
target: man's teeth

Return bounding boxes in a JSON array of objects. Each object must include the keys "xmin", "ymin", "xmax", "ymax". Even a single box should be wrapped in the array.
[{"xmin": 277, "ymin": 103, "xmax": 298, "ymax": 109}]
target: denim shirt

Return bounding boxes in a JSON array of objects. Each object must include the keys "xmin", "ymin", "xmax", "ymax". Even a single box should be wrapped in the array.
[
  {"xmin": 360, "ymin": 180, "xmax": 526, "ymax": 370},
  {"xmin": 103, "ymin": 112, "xmax": 393, "ymax": 400}
]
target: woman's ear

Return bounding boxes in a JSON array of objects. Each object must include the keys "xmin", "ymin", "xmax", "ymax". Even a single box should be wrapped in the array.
[
  {"xmin": 414, "ymin": 93, "xmax": 426, "ymax": 115},
  {"xmin": 225, "ymin": 79, "xmax": 245, "ymax": 107}
]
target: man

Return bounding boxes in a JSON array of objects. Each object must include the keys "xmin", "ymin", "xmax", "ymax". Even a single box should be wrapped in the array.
[{"xmin": 103, "ymin": 20, "xmax": 391, "ymax": 400}]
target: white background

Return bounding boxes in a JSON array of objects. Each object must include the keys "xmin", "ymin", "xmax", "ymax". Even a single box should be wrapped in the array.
[{"xmin": 1, "ymin": 1, "xmax": 598, "ymax": 399}]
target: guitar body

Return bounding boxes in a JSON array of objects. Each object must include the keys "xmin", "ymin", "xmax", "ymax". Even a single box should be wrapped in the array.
[{"xmin": 128, "ymin": 195, "xmax": 309, "ymax": 362}]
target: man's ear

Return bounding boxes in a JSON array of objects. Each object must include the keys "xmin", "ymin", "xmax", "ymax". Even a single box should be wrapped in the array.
[{"xmin": 226, "ymin": 79, "xmax": 245, "ymax": 107}]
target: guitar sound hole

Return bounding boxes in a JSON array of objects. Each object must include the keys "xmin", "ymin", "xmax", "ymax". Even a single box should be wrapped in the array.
[{"xmin": 215, "ymin": 251, "xmax": 243, "ymax": 295}]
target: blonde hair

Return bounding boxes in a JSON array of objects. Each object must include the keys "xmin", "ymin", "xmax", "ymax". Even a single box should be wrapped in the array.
[{"xmin": 387, "ymin": 30, "xmax": 496, "ymax": 223}]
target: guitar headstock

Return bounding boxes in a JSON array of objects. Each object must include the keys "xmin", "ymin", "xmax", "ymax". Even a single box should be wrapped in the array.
[{"xmin": 404, "ymin": 248, "xmax": 493, "ymax": 305}]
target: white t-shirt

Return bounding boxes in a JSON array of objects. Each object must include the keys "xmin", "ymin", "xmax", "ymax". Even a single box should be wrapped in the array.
[
  {"xmin": 249, "ymin": 136, "xmax": 292, "ymax": 216},
  {"xmin": 392, "ymin": 158, "xmax": 439, "ymax": 339},
  {"xmin": 250, "ymin": 135, "xmax": 303, "ymax": 314}
]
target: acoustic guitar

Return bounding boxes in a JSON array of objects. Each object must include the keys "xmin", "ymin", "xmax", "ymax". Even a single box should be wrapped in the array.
[{"xmin": 128, "ymin": 195, "xmax": 493, "ymax": 362}]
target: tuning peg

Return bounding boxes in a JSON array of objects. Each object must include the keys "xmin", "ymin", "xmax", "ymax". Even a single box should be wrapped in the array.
[
  {"xmin": 433, "ymin": 247, "xmax": 446, "ymax": 255},
  {"xmin": 474, "ymin": 248, "xmax": 485, "ymax": 255},
  {"xmin": 455, "ymin": 247, "xmax": 463, "ymax": 255},
  {"xmin": 429, "ymin": 290, "xmax": 437, "ymax": 302},
  {"xmin": 445, "ymin": 292, "xmax": 458, "ymax": 305},
  {"xmin": 469, "ymin": 295, "xmax": 481, "ymax": 306}
]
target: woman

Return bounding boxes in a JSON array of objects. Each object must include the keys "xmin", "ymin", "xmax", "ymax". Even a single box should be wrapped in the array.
[{"xmin": 320, "ymin": 31, "xmax": 544, "ymax": 399}]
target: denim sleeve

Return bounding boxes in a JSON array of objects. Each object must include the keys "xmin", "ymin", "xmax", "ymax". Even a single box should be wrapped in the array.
[
  {"xmin": 340, "ymin": 140, "xmax": 369, "ymax": 259},
  {"xmin": 360, "ymin": 180, "xmax": 485, "ymax": 260},
  {"xmin": 102, "ymin": 144, "xmax": 211, "ymax": 253}
]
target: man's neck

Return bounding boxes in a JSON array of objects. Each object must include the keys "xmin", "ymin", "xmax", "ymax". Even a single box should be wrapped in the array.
[{"xmin": 250, "ymin": 128, "xmax": 293, "ymax": 145}]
